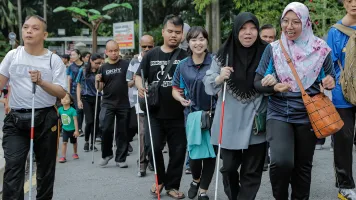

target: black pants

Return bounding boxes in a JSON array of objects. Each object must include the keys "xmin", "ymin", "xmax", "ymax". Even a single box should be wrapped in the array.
[
  {"xmin": 220, "ymin": 143, "xmax": 266, "ymax": 200},
  {"xmin": 99, "ymin": 106, "xmax": 128, "ymax": 162},
  {"xmin": 189, "ymin": 146, "xmax": 217, "ymax": 190},
  {"xmin": 334, "ymin": 107, "xmax": 356, "ymax": 189},
  {"xmin": 2, "ymin": 108, "xmax": 59, "ymax": 200},
  {"xmin": 267, "ymin": 119, "xmax": 317, "ymax": 200},
  {"xmin": 145, "ymin": 116, "xmax": 187, "ymax": 190},
  {"xmin": 127, "ymin": 107, "xmax": 137, "ymax": 142},
  {"xmin": 82, "ymin": 95, "xmax": 101, "ymax": 144},
  {"xmin": 72, "ymin": 94, "xmax": 84, "ymax": 130}
]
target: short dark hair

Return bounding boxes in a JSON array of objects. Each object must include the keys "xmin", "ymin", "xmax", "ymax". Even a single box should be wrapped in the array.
[
  {"xmin": 64, "ymin": 92, "xmax": 74, "ymax": 105},
  {"xmin": 260, "ymin": 24, "xmax": 275, "ymax": 31},
  {"xmin": 163, "ymin": 14, "xmax": 184, "ymax": 30},
  {"xmin": 61, "ymin": 54, "xmax": 70, "ymax": 60},
  {"xmin": 82, "ymin": 52, "xmax": 91, "ymax": 57},
  {"xmin": 24, "ymin": 15, "xmax": 47, "ymax": 31}
]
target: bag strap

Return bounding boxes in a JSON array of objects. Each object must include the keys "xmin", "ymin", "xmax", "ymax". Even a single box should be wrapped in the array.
[
  {"xmin": 336, "ymin": 60, "xmax": 344, "ymax": 84},
  {"xmin": 157, "ymin": 48, "xmax": 181, "ymax": 87},
  {"xmin": 279, "ymin": 40, "xmax": 308, "ymax": 96},
  {"xmin": 333, "ymin": 24, "xmax": 355, "ymax": 37}
]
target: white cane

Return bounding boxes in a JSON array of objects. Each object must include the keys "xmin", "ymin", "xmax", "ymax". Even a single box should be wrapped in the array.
[
  {"xmin": 141, "ymin": 69, "xmax": 161, "ymax": 199},
  {"xmin": 92, "ymin": 89, "xmax": 99, "ymax": 164},
  {"xmin": 137, "ymin": 94, "xmax": 141, "ymax": 176},
  {"xmin": 214, "ymin": 55, "xmax": 228, "ymax": 200},
  {"xmin": 28, "ymin": 83, "xmax": 36, "ymax": 200}
]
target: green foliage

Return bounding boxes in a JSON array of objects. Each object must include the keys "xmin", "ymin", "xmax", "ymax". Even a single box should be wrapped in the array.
[
  {"xmin": 0, "ymin": 0, "xmax": 18, "ymax": 29},
  {"xmin": 0, "ymin": 33, "xmax": 12, "ymax": 62},
  {"xmin": 193, "ymin": 0, "xmax": 211, "ymax": 14},
  {"xmin": 305, "ymin": 0, "xmax": 344, "ymax": 37},
  {"xmin": 88, "ymin": 9, "xmax": 101, "ymax": 15},
  {"xmin": 102, "ymin": 3, "xmax": 133, "ymax": 11}
]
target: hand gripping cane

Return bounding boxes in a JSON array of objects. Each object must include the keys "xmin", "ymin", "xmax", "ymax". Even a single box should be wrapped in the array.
[
  {"xmin": 29, "ymin": 82, "xmax": 36, "ymax": 199},
  {"xmin": 214, "ymin": 55, "xmax": 228, "ymax": 200},
  {"xmin": 92, "ymin": 89, "xmax": 99, "ymax": 164},
  {"xmin": 141, "ymin": 70, "xmax": 161, "ymax": 200}
]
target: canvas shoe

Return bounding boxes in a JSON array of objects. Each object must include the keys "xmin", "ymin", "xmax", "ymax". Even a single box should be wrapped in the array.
[{"xmin": 338, "ymin": 189, "xmax": 356, "ymax": 200}]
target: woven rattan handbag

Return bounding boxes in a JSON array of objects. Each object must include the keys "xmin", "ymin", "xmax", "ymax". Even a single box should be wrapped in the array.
[{"xmin": 279, "ymin": 40, "xmax": 344, "ymax": 138}]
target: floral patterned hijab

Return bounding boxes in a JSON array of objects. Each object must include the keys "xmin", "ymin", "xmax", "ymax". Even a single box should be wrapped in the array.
[{"xmin": 271, "ymin": 2, "xmax": 331, "ymax": 92}]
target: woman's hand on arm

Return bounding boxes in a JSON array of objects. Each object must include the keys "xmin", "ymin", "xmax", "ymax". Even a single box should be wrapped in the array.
[{"xmin": 322, "ymin": 75, "xmax": 335, "ymax": 90}]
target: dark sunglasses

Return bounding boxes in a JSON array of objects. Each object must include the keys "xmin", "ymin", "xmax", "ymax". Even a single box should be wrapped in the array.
[{"xmin": 141, "ymin": 45, "xmax": 153, "ymax": 49}]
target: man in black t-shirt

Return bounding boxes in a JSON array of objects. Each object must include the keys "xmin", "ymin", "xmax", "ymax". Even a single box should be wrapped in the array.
[
  {"xmin": 136, "ymin": 15, "xmax": 188, "ymax": 198},
  {"xmin": 96, "ymin": 40, "xmax": 130, "ymax": 168}
]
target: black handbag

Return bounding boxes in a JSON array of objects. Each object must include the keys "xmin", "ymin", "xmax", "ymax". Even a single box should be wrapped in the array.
[
  {"xmin": 200, "ymin": 97, "xmax": 214, "ymax": 130},
  {"xmin": 11, "ymin": 109, "xmax": 46, "ymax": 130},
  {"xmin": 139, "ymin": 49, "xmax": 181, "ymax": 112}
]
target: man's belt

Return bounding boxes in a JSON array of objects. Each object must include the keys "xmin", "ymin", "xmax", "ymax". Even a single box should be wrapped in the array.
[{"xmin": 11, "ymin": 106, "xmax": 53, "ymax": 113}]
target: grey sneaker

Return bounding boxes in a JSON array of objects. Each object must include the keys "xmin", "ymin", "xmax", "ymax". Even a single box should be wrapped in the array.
[
  {"xmin": 116, "ymin": 161, "xmax": 128, "ymax": 168},
  {"xmin": 339, "ymin": 189, "xmax": 356, "ymax": 200},
  {"xmin": 99, "ymin": 156, "xmax": 113, "ymax": 167},
  {"xmin": 315, "ymin": 144, "xmax": 323, "ymax": 150}
]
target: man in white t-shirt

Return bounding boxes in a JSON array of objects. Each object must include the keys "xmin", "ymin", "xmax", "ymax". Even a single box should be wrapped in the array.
[
  {"xmin": 0, "ymin": 15, "xmax": 66, "ymax": 199},
  {"xmin": 126, "ymin": 35, "xmax": 154, "ymax": 177}
]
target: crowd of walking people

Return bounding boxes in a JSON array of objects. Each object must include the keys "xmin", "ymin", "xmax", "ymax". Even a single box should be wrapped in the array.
[{"xmin": 1, "ymin": 1, "xmax": 356, "ymax": 200}]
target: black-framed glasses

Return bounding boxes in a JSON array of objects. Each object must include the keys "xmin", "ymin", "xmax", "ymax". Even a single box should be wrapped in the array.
[
  {"xmin": 141, "ymin": 45, "xmax": 153, "ymax": 49},
  {"xmin": 94, "ymin": 62, "xmax": 102, "ymax": 65}
]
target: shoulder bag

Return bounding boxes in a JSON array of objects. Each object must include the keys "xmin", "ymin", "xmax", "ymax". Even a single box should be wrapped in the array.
[{"xmin": 279, "ymin": 40, "xmax": 344, "ymax": 138}]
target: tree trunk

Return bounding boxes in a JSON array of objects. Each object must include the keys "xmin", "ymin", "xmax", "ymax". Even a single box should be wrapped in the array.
[
  {"xmin": 211, "ymin": 0, "xmax": 220, "ymax": 53},
  {"xmin": 92, "ymin": 29, "xmax": 97, "ymax": 53},
  {"xmin": 43, "ymin": 0, "xmax": 47, "ymax": 21},
  {"xmin": 206, "ymin": 4, "xmax": 212, "ymax": 51},
  {"xmin": 17, "ymin": 0, "xmax": 22, "ymax": 44},
  {"xmin": 211, "ymin": 0, "xmax": 221, "ymax": 52}
]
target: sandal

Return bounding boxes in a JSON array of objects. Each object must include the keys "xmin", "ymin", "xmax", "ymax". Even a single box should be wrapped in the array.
[
  {"xmin": 150, "ymin": 183, "xmax": 164, "ymax": 197},
  {"xmin": 167, "ymin": 189, "xmax": 186, "ymax": 199}
]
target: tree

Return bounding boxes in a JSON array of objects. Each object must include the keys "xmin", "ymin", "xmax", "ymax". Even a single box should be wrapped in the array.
[
  {"xmin": 0, "ymin": 0, "xmax": 18, "ymax": 36},
  {"xmin": 53, "ymin": 2, "xmax": 132, "ymax": 53}
]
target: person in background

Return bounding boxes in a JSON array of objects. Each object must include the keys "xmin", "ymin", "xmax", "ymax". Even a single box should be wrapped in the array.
[
  {"xmin": 58, "ymin": 93, "xmax": 80, "ymax": 163},
  {"xmin": 179, "ymin": 23, "xmax": 191, "ymax": 51},
  {"xmin": 260, "ymin": 24, "xmax": 277, "ymax": 44},
  {"xmin": 204, "ymin": 12, "xmax": 268, "ymax": 200},
  {"xmin": 179, "ymin": 22, "xmax": 193, "ymax": 175},
  {"xmin": 126, "ymin": 34, "xmax": 155, "ymax": 177},
  {"xmin": 136, "ymin": 15, "xmax": 188, "ymax": 199},
  {"xmin": 61, "ymin": 54, "xmax": 71, "ymax": 68},
  {"xmin": 76, "ymin": 54, "xmax": 103, "ymax": 152},
  {"xmin": 96, "ymin": 40, "xmax": 130, "ymax": 168},
  {"xmin": 172, "ymin": 26, "xmax": 217, "ymax": 200},
  {"xmin": 327, "ymin": 0, "xmax": 356, "ymax": 198},
  {"xmin": 67, "ymin": 49, "xmax": 85, "ymax": 136},
  {"xmin": 255, "ymin": 3, "xmax": 335, "ymax": 199},
  {"xmin": 259, "ymin": 23, "xmax": 277, "ymax": 171},
  {"xmin": 82, "ymin": 52, "xmax": 91, "ymax": 65}
]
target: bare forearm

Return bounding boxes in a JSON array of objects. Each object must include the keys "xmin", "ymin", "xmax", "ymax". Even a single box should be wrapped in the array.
[
  {"xmin": 73, "ymin": 116, "xmax": 79, "ymax": 132},
  {"xmin": 39, "ymin": 81, "xmax": 66, "ymax": 99},
  {"xmin": 172, "ymin": 89, "xmax": 183, "ymax": 102},
  {"xmin": 135, "ymin": 76, "xmax": 143, "ymax": 89},
  {"xmin": 77, "ymin": 84, "xmax": 81, "ymax": 101},
  {"xmin": 128, "ymin": 80, "xmax": 135, "ymax": 88},
  {"xmin": 95, "ymin": 81, "xmax": 104, "ymax": 92}
]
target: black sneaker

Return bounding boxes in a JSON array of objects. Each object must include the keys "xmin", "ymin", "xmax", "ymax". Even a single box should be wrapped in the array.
[
  {"xmin": 148, "ymin": 162, "xmax": 154, "ymax": 171},
  {"xmin": 128, "ymin": 143, "xmax": 133, "ymax": 153},
  {"xmin": 90, "ymin": 145, "xmax": 98, "ymax": 152},
  {"xmin": 84, "ymin": 143, "xmax": 89, "ymax": 152},
  {"xmin": 188, "ymin": 181, "xmax": 200, "ymax": 199},
  {"xmin": 79, "ymin": 129, "xmax": 84, "ymax": 137},
  {"xmin": 198, "ymin": 192, "xmax": 209, "ymax": 200}
]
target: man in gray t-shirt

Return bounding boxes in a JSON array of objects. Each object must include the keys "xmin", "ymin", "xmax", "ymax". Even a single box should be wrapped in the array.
[{"xmin": 0, "ymin": 15, "xmax": 66, "ymax": 199}]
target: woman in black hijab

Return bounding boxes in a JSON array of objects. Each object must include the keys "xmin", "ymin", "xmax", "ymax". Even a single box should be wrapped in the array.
[{"xmin": 204, "ymin": 12, "xmax": 271, "ymax": 200}]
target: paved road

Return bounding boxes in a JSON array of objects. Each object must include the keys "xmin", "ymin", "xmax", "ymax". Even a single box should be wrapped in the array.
[{"xmin": 21, "ymin": 133, "xmax": 355, "ymax": 200}]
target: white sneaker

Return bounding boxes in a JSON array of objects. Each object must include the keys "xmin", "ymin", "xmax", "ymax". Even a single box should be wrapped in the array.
[
  {"xmin": 99, "ymin": 156, "xmax": 113, "ymax": 167},
  {"xmin": 338, "ymin": 189, "xmax": 356, "ymax": 200},
  {"xmin": 315, "ymin": 144, "xmax": 323, "ymax": 150}
]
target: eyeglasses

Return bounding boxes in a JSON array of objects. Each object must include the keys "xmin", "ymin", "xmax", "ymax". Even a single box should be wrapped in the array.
[
  {"xmin": 281, "ymin": 19, "xmax": 302, "ymax": 27},
  {"xmin": 94, "ymin": 62, "xmax": 102, "ymax": 65},
  {"xmin": 141, "ymin": 45, "xmax": 153, "ymax": 49}
]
